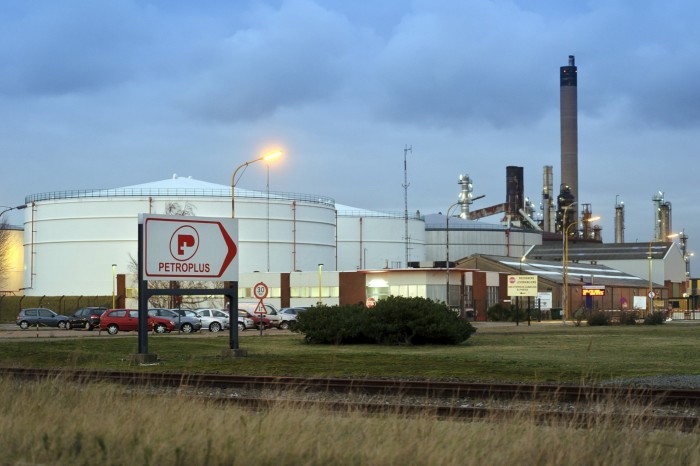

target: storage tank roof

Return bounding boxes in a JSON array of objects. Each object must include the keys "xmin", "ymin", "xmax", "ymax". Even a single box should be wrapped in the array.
[{"xmin": 25, "ymin": 175, "xmax": 334, "ymax": 206}]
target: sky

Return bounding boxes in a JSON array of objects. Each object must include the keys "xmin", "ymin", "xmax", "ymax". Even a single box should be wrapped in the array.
[{"xmin": 1, "ymin": 0, "xmax": 699, "ymax": 271}]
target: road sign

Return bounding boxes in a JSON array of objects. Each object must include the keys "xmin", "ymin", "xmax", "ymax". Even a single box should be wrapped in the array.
[
  {"xmin": 253, "ymin": 282, "xmax": 269, "ymax": 300},
  {"xmin": 507, "ymin": 275, "xmax": 538, "ymax": 297},
  {"xmin": 141, "ymin": 214, "xmax": 238, "ymax": 281},
  {"xmin": 366, "ymin": 297, "xmax": 377, "ymax": 308},
  {"xmin": 648, "ymin": 291, "xmax": 656, "ymax": 299}
]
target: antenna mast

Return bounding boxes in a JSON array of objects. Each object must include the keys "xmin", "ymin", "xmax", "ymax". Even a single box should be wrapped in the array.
[{"xmin": 403, "ymin": 144, "xmax": 412, "ymax": 266}]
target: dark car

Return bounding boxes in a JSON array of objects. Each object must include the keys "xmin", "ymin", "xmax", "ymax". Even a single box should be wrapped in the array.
[
  {"xmin": 67, "ymin": 307, "xmax": 107, "ymax": 330},
  {"xmin": 99, "ymin": 309, "xmax": 175, "ymax": 335},
  {"xmin": 16, "ymin": 308, "xmax": 70, "ymax": 329}
]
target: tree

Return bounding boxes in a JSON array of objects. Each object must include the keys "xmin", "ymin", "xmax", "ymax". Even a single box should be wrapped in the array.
[{"xmin": 0, "ymin": 217, "xmax": 11, "ymax": 288}]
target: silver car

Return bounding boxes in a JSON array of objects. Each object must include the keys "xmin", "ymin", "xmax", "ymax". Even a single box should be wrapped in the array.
[
  {"xmin": 193, "ymin": 308, "xmax": 230, "ymax": 332},
  {"xmin": 277, "ymin": 307, "xmax": 308, "ymax": 330}
]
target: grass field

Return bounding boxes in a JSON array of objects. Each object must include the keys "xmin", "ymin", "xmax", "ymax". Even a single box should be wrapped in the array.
[
  {"xmin": 2, "ymin": 322, "xmax": 699, "ymax": 465},
  {"xmin": 1, "ymin": 322, "xmax": 698, "ymax": 383}
]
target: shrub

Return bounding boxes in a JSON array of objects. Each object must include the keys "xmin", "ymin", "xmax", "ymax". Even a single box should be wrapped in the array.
[
  {"xmin": 643, "ymin": 311, "xmax": 666, "ymax": 325},
  {"xmin": 293, "ymin": 296, "xmax": 476, "ymax": 345},
  {"xmin": 618, "ymin": 310, "xmax": 637, "ymax": 325},
  {"xmin": 486, "ymin": 303, "xmax": 511, "ymax": 322},
  {"xmin": 587, "ymin": 310, "xmax": 611, "ymax": 326}
]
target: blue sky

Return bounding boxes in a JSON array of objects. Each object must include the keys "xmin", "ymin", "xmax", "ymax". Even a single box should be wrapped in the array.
[{"xmin": 1, "ymin": 0, "xmax": 698, "ymax": 270}]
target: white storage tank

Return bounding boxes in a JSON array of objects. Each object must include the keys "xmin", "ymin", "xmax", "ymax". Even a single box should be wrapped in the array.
[
  {"xmin": 336, "ymin": 205, "xmax": 425, "ymax": 270},
  {"xmin": 22, "ymin": 176, "xmax": 337, "ymax": 295},
  {"xmin": 424, "ymin": 213, "xmax": 542, "ymax": 262}
]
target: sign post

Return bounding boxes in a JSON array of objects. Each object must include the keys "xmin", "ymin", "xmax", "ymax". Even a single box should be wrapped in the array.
[
  {"xmin": 253, "ymin": 282, "xmax": 269, "ymax": 336},
  {"xmin": 137, "ymin": 214, "xmax": 241, "ymax": 362}
]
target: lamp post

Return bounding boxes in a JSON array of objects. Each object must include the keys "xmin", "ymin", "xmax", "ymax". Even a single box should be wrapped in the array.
[
  {"xmin": 560, "ymin": 202, "xmax": 577, "ymax": 323},
  {"xmin": 228, "ymin": 150, "xmax": 283, "ymax": 353},
  {"xmin": 445, "ymin": 202, "xmax": 460, "ymax": 308},
  {"xmin": 111, "ymin": 264, "xmax": 117, "ymax": 308},
  {"xmin": 231, "ymin": 150, "xmax": 283, "ymax": 219},
  {"xmin": 0, "ymin": 204, "xmax": 27, "ymax": 219}
]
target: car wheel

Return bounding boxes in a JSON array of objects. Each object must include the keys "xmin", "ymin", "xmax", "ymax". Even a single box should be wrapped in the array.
[
  {"xmin": 107, "ymin": 324, "xmax": 119, "ymax": 335},
  {"xmin": 237, "ymin": 322, "xmax": 245, "ymax": 332},
  {"xmin": 58, "ymin": 321, "xmax": 68, "ymax": 330},
  {"xmin": 85, "ymin": 322, "xmax": 93, "ymax": 331},
  {"xmin": 279, "ymin": 321, "xmax": 290, "ymax": 330},
  {"xmin": 181, "ymin": 323, "xmax": 193, "ymax": 334},
  {"xmin": 19, "ymin": 321, "xmax": 29, "ymax": 330},
  {"xmin": 66, "ymin": 321, "xmax": 72, "ymax": 330},
  {"xmin": 154, "ymin": 323, "xmax": 167, "ymax": 334},
  {"xmin": 209, "ymin": 322, "xmax": 222, "ymax": 333}
]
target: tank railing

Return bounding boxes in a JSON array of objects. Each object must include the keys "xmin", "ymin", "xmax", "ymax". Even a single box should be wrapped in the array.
[
  {"xmin": 337, "ymin": 210, "xmax": 422, "ymax": 220},
  {"xmin": 25, "ymin": 188, "xmax": 335, "ymax": 207}
]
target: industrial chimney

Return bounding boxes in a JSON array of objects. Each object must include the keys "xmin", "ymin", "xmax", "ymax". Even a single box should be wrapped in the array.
[
  {"xmin": 614, "ymin": 199, "xmax": 625, "ymax": 243},
  {"xmin": 560, "ymin": 55, "xmax": 579, "ymax": 213}
]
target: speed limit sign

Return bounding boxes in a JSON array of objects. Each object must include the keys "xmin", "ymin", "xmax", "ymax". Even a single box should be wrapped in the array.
[{"xmin": 253, "ymin": 282, "xmax": 269, "ymax": 300}]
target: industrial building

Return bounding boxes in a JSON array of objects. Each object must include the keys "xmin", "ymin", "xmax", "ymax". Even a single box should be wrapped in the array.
[
  {"xmin": 18, "ymin": 175, "xmax": 425, "ymax": 296},
  {"xmin": 1, "ymin": 54, "xmax": 694, "ymax": 319}
]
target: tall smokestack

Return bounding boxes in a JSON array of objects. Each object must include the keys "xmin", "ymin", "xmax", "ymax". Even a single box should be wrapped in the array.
[{"xmin": 560, "ymin": 55, "xmax": 578, "ymax": 208}]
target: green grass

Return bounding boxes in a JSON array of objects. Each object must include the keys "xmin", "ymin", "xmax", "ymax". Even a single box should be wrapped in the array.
[{"xmin": 2, "ymin": 322, "xmax": 699, "ymax": 383}]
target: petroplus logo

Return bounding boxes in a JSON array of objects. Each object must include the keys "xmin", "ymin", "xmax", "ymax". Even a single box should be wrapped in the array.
[{"xmin": 170, "ymin": 226, "xmax": 200, "ymax": 261}]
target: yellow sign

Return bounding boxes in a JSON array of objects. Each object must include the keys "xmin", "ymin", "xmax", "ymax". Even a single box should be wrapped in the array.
[
  {"xmin": 507, "ymin": 275, "xmax": 538, "ymax": 297},
  {"xmin": 582, "ymin": 286, "xmax": 606, "ymax": 296}
]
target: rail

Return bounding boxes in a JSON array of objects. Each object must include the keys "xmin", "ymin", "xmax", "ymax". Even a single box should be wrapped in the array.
[{"xmin": 25, "ymin": 188, "xmax": 335, "ymax": 207}]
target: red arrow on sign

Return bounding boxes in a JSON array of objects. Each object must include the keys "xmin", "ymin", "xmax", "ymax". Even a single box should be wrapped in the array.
[{"xmin": 217, "ymin": 222, "xmax": 237, "ymax": 277}]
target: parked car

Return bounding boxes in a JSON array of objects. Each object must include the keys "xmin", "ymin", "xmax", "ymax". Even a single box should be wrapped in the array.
[
  {"xmin": 147, "ymin": 308, "xmax": 202, "ymax": 333},
  {"xmin": 192, "ymin": 308, "xmax": 230, "ymax": 332},
  {"xmin": 16, "ymin": 308, "xmax": 70, "ymax": 329},
  {"xmin": 99, "ymin": 309, "xmax": 175, "ymax": 335},
  {"xmin": 203, "ymin": 309, "xmax": 254, "ymax": 332},
  {"xmin": 67, "ymin": 306, "xmax": 107, "ymax": 330},
  {"xmin": 238, "ymin": 309, "xmax": 273, "ymax": 330},
  {"xmin": 277, "ymin": 307, "xmax": 308, "ymax": 330},
  {"xmin": 238, "ymin": 302, "xmax": 283, "ymax": 328}
]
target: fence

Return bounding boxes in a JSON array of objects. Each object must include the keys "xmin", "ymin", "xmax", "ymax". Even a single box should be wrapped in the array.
[{"xmin": 0, "ymin": 296, "xmax": 116, "ymax": 323}]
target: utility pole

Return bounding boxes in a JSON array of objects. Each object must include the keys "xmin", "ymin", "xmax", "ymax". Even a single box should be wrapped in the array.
[{"xmin": 403, "ymin": 145, "xmax": 412, "ymax": 267}]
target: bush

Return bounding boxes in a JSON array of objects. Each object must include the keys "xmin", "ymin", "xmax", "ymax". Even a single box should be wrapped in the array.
[
  {"xmin": 486, "ymin": 303, "xmax": 511, "ymax": 322},
  {"xmin": 587, "ymin": 311, "xmax": 611, "ymax": 326},
  {"xmin": 643, "ymin": 311, "xmax": 666, "ymax": 325},
  {"xmin": 293, "ymin": 296, "xmax": 476, "ymax": 345},
  {"xmin": 618, "ymin": 311, "xmax": 638, "ymax": 325}
]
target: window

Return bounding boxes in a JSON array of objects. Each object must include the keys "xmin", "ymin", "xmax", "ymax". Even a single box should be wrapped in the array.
[{"xmin": 39, "ymin": 309, "xmax": 53, "ymax": 317}]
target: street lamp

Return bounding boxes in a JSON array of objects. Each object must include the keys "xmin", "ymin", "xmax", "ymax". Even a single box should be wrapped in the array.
[
  {"xmin": 445, "ymin": 202, "xmax": 460, "ymax": 307},
  {"xmin": 560, "ymin": 202, "xmax": 577, "ymax": 323},
  {"xmin": 562, "ymin": 212, "xmax": 600, "ymax": 322},
  {"xmin": 111, "ymin": 264, "xmax": 117, "ymax": 308},
  {"xmin": 0, "ymin": 204, "xmax": 27, "ymax": 219},
  {"xmin": 228, "ymin": 150, "xmax": 283, "ymax": 354},
  {"xmin": 231, "ymin": 150, "xmax": 283, "ymax": 218}
]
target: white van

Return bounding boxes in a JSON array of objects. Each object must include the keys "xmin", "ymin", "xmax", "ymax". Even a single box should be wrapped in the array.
[{"xmin": 238, "ymin": 302, "xmax": 282, "ymax": 328}]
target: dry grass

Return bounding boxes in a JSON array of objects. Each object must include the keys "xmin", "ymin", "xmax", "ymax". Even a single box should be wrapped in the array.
[{"xmin": 1, "ymin": 376, "xmax": 697, "ymax": 466}]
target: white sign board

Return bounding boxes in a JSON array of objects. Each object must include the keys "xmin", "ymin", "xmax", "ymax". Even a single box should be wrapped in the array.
[
  {"xmin": 141, "ymin": 214, "xmax": 238, "ymax": 281},
  {"xmin": 536, "ymin": 292, "xmax": 553, "ymax": 310},
  {"xmin": 507, "ymin": 275, "xmax": 538, "ymax": 297},
  {"xmin": 633, "ymin": 295, "xmax": 647, "ymax": 310}
]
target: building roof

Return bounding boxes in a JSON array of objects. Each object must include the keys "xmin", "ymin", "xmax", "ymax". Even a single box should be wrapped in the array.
[
  {"xmin": 458, "ymin": 254, "xmax": 658, "ymax": 288},
  {"xmin": 424, "ymin": 213, "xmax": 528, "ymax": 232},
  {"xmin": 526, "ymin": 241, "xmax": 675, "ymax": 262}
]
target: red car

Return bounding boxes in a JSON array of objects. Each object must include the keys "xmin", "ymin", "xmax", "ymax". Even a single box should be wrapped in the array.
[
  {"xmin": 99, "ymin": 309, "xmax": 175, "ymax": 335},
  {"xmin": 238, "ymin": 310, "xmax": 272, "ymax": 330}
]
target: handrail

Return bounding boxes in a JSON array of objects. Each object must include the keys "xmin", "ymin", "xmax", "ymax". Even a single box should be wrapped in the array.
[{"xmin": 25, "ymin": 188, "xmax": 335, "ymax": 207}]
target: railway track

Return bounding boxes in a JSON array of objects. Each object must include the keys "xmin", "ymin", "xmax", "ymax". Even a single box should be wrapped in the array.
[{"xmin": 2, "ymin": 367, "xmax": 698, "ymax": 431}]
